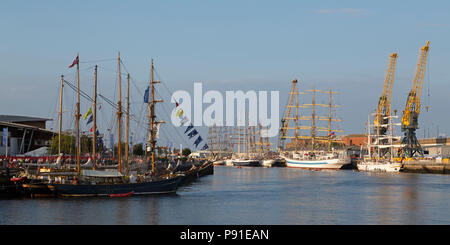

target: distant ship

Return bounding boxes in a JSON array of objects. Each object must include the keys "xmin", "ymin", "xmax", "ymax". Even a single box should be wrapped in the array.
[
  {"xmin": 282, "ymin": 151, "xmax": 349, "ymax": 170},
  {"xmin": 278, "ymin": 80, "xmax": 350, "ymax": 170}
]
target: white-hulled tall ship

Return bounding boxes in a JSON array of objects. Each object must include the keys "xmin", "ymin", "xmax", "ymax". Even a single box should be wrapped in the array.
[
  {"xmin": 356, "ymin": 52, "xmax": 403, "ymax": 173},
  {"xmin": 357, "ymin": 114, "xmax": 403, "ymax": 172},
  {"xmin": 278, "ymin": 79, "xmax": 350, "ymax": 170}
]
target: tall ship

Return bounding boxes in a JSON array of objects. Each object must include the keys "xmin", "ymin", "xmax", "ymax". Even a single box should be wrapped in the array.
[
  {"xmin": 357, "ymin": 114, "xmax": 403, "ymax": 172},
  {"xmin": 231, "ymin": 124, "xmax": 261, "ymax": 167},
  {"xmin": 357, "ymin": 52, "xmax": 402, "ymax": 172},
  {"xmin": 47, "ymin": 54, "xmax": 182, "ymax": 196},
  {"xmin": 278, "ymin": 79, "xmax": 350, "ymax": 169}
]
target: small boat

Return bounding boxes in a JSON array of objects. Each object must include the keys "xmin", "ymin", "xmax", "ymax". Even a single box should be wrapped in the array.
[
  {"xmin": 110, "ymin": 191, "xmax": 134, "ymax": 197},
  {"xmin": 357, "ymin": 161, "xmax": 402, "ymax": 172}
]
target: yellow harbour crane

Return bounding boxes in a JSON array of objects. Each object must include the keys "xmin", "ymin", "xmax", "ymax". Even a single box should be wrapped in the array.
[
  {"xmin": 401, "ymin": 41, "xmax": 430, "ymax": 157},
  {"xmin": 374, "ymin": 52, "xmax": 398, "ymax": 134}
]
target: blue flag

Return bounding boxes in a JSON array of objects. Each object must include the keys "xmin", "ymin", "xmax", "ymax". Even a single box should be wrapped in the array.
[
  {"xmin": 2, "ymin": 128, "xmax": 7, "ymax": 146},
  {"xmin": 194, "ymin": 136, "xmax": 203, "ymax": 148},
  {"xmin": 201, "ymin": 144, "xmax": 209, "ymax": 150},
  {"xmin": 110, "ymin": 134, "xmax": 114, "ymax": 150},
  {"xmin": 86, "ymin": 115, "xmax": 93, "ymax": 125},
  {"xmin": 187, "ymin": 129, "xmax": 198, "ymax": 139},
  {"xmin": 144, "ymin": 86, "xmax": 149, "ymax": 103},
  {"xmin": 185, "ymin": 124, "xmax": 194, "ymax": 134},
  {"xmin": 96, "ymin": 137, "xmax": 103, "ymax": 149}
]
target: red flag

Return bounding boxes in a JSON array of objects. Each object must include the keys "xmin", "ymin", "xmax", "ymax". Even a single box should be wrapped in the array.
[
  {"xmin": 90, "ymin": 126, "xmax": 93, "ymax": 132},
  {"xmin": 68, "ymin": 55, "xmax": 79, "ymax": 68}
]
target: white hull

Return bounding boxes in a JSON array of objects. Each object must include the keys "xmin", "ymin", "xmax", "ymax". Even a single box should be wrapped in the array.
[
  {"xmin": 261, "ymin": 159, "xmax": 276, "ymax": 167},
  {"xmin": 282, "ymin": 156, "xmax": 349, "ymax": 169},
  {"xmin": 213, "ymin": 160, "xmax": 225, "ymax": 166},
  {"xmin": 357, "ymin": 161, "xmax": 402, "ymax": 172},
  {"xmin": 224, "ymin": 159, "xmax": 234, "ymax": 166},
  {"xmin": 232, "ymin": 159, "xmax": 261, "ymax": 167}
]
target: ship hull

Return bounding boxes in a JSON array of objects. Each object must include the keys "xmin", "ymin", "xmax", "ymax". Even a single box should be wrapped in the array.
[
  {"xmin": 282, "ymin": 156, "xmax": 349, "ymax": 170},
  {"xmin": 48, "ymin": 176, "xmax": 183, "ymax": 197},
  {"xmin": 232, "ymin": 160, "xmax": 261, "ymax": 167},
  {"xmin": 357, "ymin": 162, "xmax": 402, "ymax": 172}
]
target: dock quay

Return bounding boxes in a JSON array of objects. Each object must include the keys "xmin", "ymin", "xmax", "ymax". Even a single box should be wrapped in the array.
[{"xmin": 401, "ymin": 160, "xmax": 450, "ymax": 174}]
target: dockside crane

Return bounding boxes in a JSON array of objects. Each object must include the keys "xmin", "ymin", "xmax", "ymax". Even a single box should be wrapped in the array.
[
  {"xmin": 278, "ymin": 79, "xmax": 298, "ymax": 151},
  {"xmin": 401, "ymin": 41, "xmax": 430, "ymax": 157},
  {"xmin": 374, "ymin": 52, "xmax": 397, "ymax": 136}
]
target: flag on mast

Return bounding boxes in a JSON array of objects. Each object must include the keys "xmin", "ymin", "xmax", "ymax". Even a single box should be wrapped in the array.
[
  {"xmin": 69, "ymin": 55, "xmax": 79, "ymax": 68},
  {"xmin": 84, "ymin": 107, "xmax": 92, "ymax": 120},
  {"xmin": 194, "ymin": 136, "xmax": 203, "ymax": 148}
]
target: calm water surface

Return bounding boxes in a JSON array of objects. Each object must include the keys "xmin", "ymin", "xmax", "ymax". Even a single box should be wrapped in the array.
[{"xmin": 1, "ymin": 166, "xmax": 449, "ymax": 224}]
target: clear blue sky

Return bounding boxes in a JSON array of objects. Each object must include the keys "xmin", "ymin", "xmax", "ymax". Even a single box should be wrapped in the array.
[{"xmin": 1, "ymin": 0, "xmax": 449, "ymax": 149}]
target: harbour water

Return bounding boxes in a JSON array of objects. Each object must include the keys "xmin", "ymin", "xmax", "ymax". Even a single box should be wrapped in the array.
[{"xmin": 1, "ymin": 166, "xmax": 449, "ymax": 225}]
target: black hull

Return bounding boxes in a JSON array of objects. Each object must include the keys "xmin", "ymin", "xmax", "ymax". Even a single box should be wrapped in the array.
[
  {"xmin": 22, "ymin": 183, "xmax": 54, "ymax": 197},
  {"xmin": 198, "ymin": 162, "xmax": 214, "ymax": 177},
  {"xmin": 48, "ymin": 176, "xmax": 183, "ymax": 197}
]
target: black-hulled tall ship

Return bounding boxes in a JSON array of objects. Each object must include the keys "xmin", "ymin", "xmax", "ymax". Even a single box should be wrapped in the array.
[{"xmin": 47, "ymin": 54, "xmax": 182, "ymax": 197}]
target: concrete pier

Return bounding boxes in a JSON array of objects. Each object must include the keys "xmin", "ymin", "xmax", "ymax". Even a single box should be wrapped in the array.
[{"xmin": 401, "ymin": 160, "xmax": 450, "ymax": 174}]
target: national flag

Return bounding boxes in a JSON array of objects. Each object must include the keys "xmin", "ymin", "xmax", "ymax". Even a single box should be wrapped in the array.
[
  {"xmin": 84, "ymin": 107, "xmax": 92, "ymax": 120},
  {"xmin": 328, "ymin": 132, "xmax": 335, "ymax": 137},
  {"xmin": 68, "ymin": 55, "xmax": 79, "ymax": 68},
  {"xmin": 194, "ymin": 136, "xmax": 203, "ymax": 148},
  {"xmin": 86, "ymin": 115, "xmax": 93, "ymax": 125},
  {"xmin": 187, "ymin": 129, "xmax": 198, "ymax": 139}
]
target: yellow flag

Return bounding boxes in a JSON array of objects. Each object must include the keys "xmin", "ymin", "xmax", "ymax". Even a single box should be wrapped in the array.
[
  {"xmin": 84, "ymin": 107, "xmax": 92, "ymax": 120},
  {"xmin": 176, "ymin": 109, "xmax": 184, "ymax": 118}
]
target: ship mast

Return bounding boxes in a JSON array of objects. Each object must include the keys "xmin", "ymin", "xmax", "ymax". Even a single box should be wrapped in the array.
[
  {"xmin": 148, "ymin": 58, "xmax": 164, "ymax": 174},
  {"xmin": 58, "ymin": 75, "xmax": 64, "ymax": 156},
  {"xmin": 75, "ymin": 53, "xmax": 81, "ymax": 175},
  {"xmin": 117, "ymin": 52, "xmax": 123, "ymax": 173},
  {"xmin": 311, "ymin": 86, "xmax": 316, "ymax": 151},
  {"xmin": 92, "ymin": 65, "xmax": 98, "ymax": 169},
  {"xmin": 125, "ymin": 73, "xmax": 130, "ymax": 173}
]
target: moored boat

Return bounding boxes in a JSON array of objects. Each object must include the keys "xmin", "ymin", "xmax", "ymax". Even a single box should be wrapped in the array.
[
  {"xmin": 357, "ymin": 161, "xmax": 402, "ymax": 172},
  {"xmin": 282, "ymin": 154, "xmax": 349, "ymax": 170},
  {"xmin": 232, "ymin": 159, "xmax": 260, "ymax": 167},
  {"xmin": 48, "ymin": 174, "xmax": 182, "ymax": 197}
]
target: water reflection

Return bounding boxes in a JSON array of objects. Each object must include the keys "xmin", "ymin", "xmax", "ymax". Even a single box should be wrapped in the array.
[{"xmin": 0, "ymin": 167, "xmax": 449, "ymax": 224}]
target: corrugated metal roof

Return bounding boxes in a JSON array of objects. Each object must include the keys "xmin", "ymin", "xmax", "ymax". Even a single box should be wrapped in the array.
[{"xmin": 0, "ymin": 115, "xmax": 52, "ymax": 122}]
